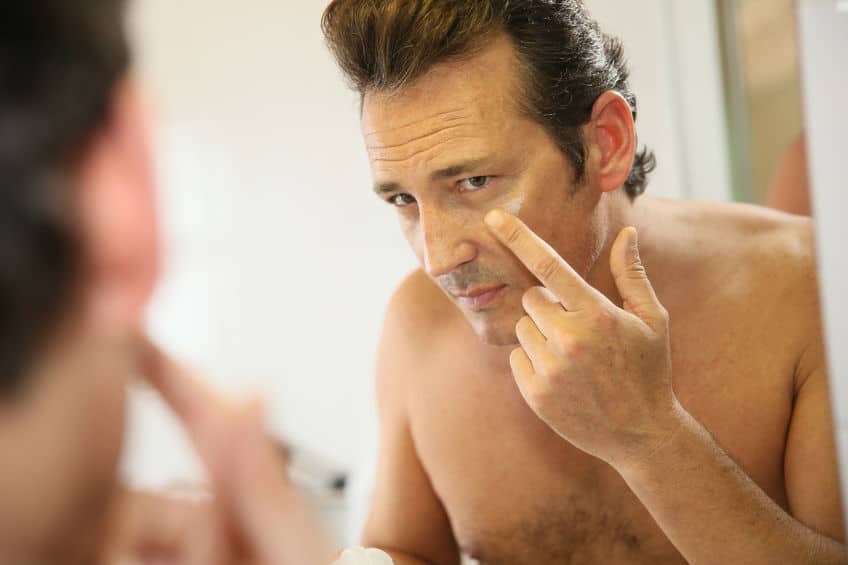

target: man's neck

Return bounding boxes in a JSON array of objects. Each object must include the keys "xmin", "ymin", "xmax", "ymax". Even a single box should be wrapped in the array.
[{"xmin": 583, "ymin": 191, "xmax": 656, "ymax": 308}]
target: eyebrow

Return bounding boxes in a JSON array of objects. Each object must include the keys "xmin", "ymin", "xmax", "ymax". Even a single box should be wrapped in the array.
[{"xmin": 372, "ymin": 156, "xmax": 492, "ymax": 195}]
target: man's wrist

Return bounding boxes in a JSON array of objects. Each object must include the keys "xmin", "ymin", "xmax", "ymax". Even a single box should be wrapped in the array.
[{"xmin": 615, "ymin": 403, "xmax": 696, "ymax": 484}]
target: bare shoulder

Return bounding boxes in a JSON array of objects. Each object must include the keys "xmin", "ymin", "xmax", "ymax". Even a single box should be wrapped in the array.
[
  {"xmin": 656, "ymin": 198, "xmax": 817, "ymax": 291},
  {"xmin": 376, "ymin": 269, "xmax": 464, "ymax": 398},
  {"xmin": 689, "ymin": 200, "xmax": 816, "ymax": 295},
  {"xmin": 381, "ymin": 269, "xmax": 462, "ymax": 344},
  {"xmin": 658, "ymin": 199, "xmax": 822, "ymax": 383}
]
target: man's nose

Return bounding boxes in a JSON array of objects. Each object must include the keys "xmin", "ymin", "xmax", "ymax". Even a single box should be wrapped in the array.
[{"xmin": 419, "ymin": 207, "xmax": 477, "ymax": 279}]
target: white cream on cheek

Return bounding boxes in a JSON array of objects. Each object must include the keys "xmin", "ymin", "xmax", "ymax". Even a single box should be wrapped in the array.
[{"xmin": 500, "ymin": 193, "xmax": 525, "ymax": 216}]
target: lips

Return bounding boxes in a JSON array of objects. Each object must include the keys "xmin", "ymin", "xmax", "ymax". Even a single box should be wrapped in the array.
[{"xmin": 454, "ymin": 285, "xmax": 508, "ymax": 311}]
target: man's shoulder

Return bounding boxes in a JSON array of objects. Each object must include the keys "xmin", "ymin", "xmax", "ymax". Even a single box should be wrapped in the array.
[
  {"xmin": 661, "ymin": 200, "xmax": 822, "ymax": 388},
  {"xmin": 667, "ymin": 199, "xmax": 815, "ymax": 282},
  {"xmin": 375, "ymin": 270, "xmax": 470, "ymax": 403},
  {"xmin": 377, "ymin": 270, "xmax": 468, "ymax": 367},
  {"xmin": 656, "ymin": 199, "xmax": 819, "ymax": 333},
  {"xmin": 383, "ymin": 269, "xmax": 463, "ymax": 335},
  {"xmin": 668, "ymin": 199, "xmax": 820, "ymax": 352},
  {"xmin": 709, "ymin": 201, "xmax": 815, "ymax": 286}
]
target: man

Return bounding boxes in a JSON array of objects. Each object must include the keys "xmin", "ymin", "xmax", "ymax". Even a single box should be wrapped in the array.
[
  {"xmin": 0, "ymin": 2, "xmax": 331, "ymax": 563},
  {"xmin": 321, "ymin": 1, "xmax": 846, "ymax": 563}
]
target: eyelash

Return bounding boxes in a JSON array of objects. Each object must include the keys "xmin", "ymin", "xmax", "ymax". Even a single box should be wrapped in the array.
[
  {"xmin": 387, "ymin": 193, "xmax": 416, "ymax": 207},
  {"xmin": 460, "ymin": 176, "xmax": 492, "ymax": 191},
  {"xmin": 386, "ymin": 176, "xmax": 493, "ymax": 208}
]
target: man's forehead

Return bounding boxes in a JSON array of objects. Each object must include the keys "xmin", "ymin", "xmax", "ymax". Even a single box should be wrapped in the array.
[
  {"xmin": 361, "ymin": 87, "xmax": 486, "ymax": 147},
  {"xmin": 361, "ymin": 35, "xmax": 524, "ymax": 146}
]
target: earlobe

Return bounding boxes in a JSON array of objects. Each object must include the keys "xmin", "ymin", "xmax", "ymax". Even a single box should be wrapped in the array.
[
  {"xmin": 588, "ymin": 91, "xmax": 636, "ymax": 194},
  {"xmin": 76, "ymin": 77, "xmax": 160, "ymax": 331}
]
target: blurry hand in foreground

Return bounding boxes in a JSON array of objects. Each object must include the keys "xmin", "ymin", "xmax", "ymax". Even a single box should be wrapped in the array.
[{"xmin": 101, "ymin": 338, "xmax": 334, "ymax": 565}]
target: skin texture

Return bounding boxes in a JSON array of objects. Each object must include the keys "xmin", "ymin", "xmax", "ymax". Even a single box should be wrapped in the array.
[{"xmin": 360, "ymin": 35, "xmax": 845, "ymax": 564}]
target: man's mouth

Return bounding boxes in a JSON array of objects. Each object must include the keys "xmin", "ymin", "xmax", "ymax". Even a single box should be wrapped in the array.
[{"xmin": 453, "ymin": 285, "xmax": 508, "ymax": 311}]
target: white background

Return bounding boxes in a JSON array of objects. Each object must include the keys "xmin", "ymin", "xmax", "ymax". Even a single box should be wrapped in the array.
[
  {"xmin": 122, "ymin": 0, "xmax": 732, "ymax": 542},
  {"xmin": 798, "ymin": 0, "xmax": 848, "ymax": 540}
]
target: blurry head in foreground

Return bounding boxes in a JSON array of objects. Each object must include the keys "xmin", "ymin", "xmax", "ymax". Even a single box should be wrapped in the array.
[
  {"xmin": 323, "ymin": 0, "xmax": 654, "ymax": 345},
  {"xmin": 0, "ymin": 1, "xmax": 159, "ymax": 562}
]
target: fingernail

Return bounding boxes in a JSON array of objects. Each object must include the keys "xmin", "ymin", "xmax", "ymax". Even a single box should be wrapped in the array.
[{"xmin": 485, "ymin": 209, "xmax": 506, "ymax": 229}]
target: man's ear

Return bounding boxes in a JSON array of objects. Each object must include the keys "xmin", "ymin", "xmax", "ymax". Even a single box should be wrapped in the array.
[
  {"xmin": 585, "ymin": 90, "xmax": 636, "ymax": 194},
  {"xmin": 76, "ymin": 77, "xmax": 160, "ymax": 331}
]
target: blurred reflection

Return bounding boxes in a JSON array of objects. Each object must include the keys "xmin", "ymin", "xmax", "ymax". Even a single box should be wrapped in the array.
[{"xmin": 719, "ymin": 0, "xmax": 805, "ymax": 206}]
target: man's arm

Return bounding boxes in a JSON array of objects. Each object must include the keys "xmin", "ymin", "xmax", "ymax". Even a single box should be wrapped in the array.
[
  {"xmin": 361, "ymin": 277, "xmax": 460, "ymax": 565},
  {"xmin": 616, "ymin": 233, "xmax": 845, "ymax": 565},
  {"xmin": 784, "ymin": 340, "xmax": 845, "ymax": 542},
  {"xmin": 618, "ymin": 386, "xmax": 844, "ymax": 564}
]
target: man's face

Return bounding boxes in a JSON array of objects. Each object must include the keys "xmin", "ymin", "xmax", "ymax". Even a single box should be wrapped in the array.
[{"xmin": 362, "ymin": 36, "xmax": 604, "ymax": 345}]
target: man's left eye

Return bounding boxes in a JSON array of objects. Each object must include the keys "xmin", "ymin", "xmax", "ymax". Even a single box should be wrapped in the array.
[{"xmin": 461, "ymin": 176, "xmax": 491, "ymax": 191}]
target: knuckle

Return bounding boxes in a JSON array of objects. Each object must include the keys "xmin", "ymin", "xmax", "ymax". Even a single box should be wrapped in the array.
[
  {"xmin": 591, "ymin": 307, "xmax": 617, "ymax": 331},
  {"xmin": 550, "ymin": 330, "xmax": 576, "ymax": 356},
  {"xmin": 522, "ymin": 381, "xmax": 545, "ymax": 405},
  {"xmin": 535, "ymin": 256, "xmax": 561, "ymax": 281},
  {"xmin": 503, "ymin": 223, "xmax": 523, "ymax": 246},
  {"xmin": 536, "ymin": 358, "xmax": 561, "ymax": 381},
  {"xmin": 565, "ymin": 337, "xmax": 586, "ymax": 358},
  {"xmin": 615, "ymin": 263, "xmax": 649, "ymax": 286}
]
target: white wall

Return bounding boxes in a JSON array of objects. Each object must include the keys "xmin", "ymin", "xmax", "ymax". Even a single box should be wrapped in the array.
[
  {"xmin": 798, "ymin": 0, "xmax": 848, "ymax": 537},
  {"xmin": 586, "ymin": 0, "xmax": 732, "ymax": 202},
  {"xmin": 121, "ymin": 0, "xmax": 730, "ymax": 540},
  {"xmin": 124, "ymin": 0, "xmax": 416, "ymax": 488}
]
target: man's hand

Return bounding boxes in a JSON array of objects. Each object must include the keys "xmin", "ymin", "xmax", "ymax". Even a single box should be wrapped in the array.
[
  {"xmin": 484, "ymin": 209, "xmax": 684, "ymax": 471},
  {"xmin": 103, "ymin": 339, "xmax": 334, "ymax": 565}
]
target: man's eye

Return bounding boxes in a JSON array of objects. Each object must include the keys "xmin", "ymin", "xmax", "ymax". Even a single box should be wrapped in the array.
[
  {"xmin": 388, "ymin": 193, "xmax": 416, "ymax": 207},
  {"xmin": 461, "ymin": 176, "xmax": 491, "ymax": 191}
]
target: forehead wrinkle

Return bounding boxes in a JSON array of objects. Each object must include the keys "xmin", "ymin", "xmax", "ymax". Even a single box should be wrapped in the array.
[
  {"xmin": 367, "ymin": 106, "xmax": 490, "ymax": 164},
  {"xmin": 366, "ymin": 122, "xmax": 469, "ymax": 152},
  {"xmin": 363, "ymin": 107, "xmax": 472, "ymax": 140},
  {"xmin": 371, "ymin": 135, "xmax": 483, "ymax": 164}
]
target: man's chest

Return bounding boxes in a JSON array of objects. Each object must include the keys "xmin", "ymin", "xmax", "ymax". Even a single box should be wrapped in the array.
[{"xmin": 407, "ymin": 318, "xmax": 796, "ymax": 564}]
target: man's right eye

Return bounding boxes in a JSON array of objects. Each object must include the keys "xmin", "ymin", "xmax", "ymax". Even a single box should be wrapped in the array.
[{"xmin": 388, "ymin": 193, "xmax": 416, "ymax": 207}]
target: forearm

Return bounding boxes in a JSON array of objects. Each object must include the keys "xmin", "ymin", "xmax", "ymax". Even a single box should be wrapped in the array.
[{"xmin": 619, "ymin": 409, "xmax": 846, "ymax": 565}]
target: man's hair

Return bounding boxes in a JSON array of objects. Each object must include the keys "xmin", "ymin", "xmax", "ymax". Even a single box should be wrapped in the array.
[
  {"xmin": 0, "ymin": 0, "xmax": 130, "ymax": 394},
  {"xmin": 322, "ymin": 0, "xmax": 655, "ymax": 197}
]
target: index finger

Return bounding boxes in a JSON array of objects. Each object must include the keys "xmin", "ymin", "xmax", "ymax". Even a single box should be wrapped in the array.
[{"xmin": 484, "ymin": 209, "xmax": 602, "ymax": 310}]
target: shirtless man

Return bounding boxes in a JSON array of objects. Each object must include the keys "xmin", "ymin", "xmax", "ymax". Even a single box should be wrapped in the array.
[{"xmin": 321, "ymin": 1, "xmax": 846, "ymax": 563}]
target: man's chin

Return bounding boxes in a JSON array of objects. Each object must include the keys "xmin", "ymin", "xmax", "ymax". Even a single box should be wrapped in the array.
[
  {"xmin": 466, "ymin": 313, "xmax": 520, "ymax": 346},
  {"xmin": 479, "ymin": 330, "xmax": 520, "ymax": 347}
]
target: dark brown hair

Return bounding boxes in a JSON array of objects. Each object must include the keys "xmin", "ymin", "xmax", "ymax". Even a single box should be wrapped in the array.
[
  {"xmin": 322, "ymin": 0, "xmax": 655, "ymax": 197},
  {"xmin": 0, "ymin": 0, "xmax": 130, "ymax": 393}
]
